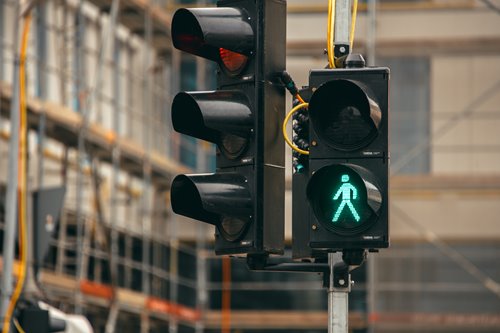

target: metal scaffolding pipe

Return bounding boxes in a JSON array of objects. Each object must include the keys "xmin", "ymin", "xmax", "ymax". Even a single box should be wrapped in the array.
[{"xmin": 0, "ymin": 1, "xmax": 21, "ymax": 320}]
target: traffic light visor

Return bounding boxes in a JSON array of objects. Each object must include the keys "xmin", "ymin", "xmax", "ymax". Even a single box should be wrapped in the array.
[
  {"xmin": 307, "ymin": 164, "xmax": 382, "ymax": 235},
  {"xmin": 172, "ymin": 91, "xmax": 253, "ymax": 159},
  {"xmin": 171, "ymin": 173, "xmax": 252, "ymax": 241},
  {"xmin": 309, "ymin": 79, "xmax": 382, "ymax": 151},
  {"xmin": 171, "ymin": 8, "xmax": 253, "ymax": 69}
]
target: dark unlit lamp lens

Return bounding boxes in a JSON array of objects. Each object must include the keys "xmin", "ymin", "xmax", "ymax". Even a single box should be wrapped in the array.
[
  {"xmin": 309, "ymin": 79, "xmax": 381, "ymax": 151},
  {"xmin": 220, "ymin": 216, "xmax": 248, "ymax": 242},
  {"xmin": 221, "ymin": 133, "xmax": 248, "ymax": 159}
]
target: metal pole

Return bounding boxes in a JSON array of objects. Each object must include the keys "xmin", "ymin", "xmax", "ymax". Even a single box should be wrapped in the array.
[
  {"xmin": 104, "ymin": 35, "xmax": 121, "ymax": 333},
  {"xmin": 0, "ymin": 1, "xmax": 21, "ymax": 319},
  {"xmin": 75, "ymin": 0, "xmax": 121, "ymax": 313},
  {"xmin": 169, "ymin": 229, "xmax": 179, "ymax": 333},
  {"xmin": 195, "ymin": 52, "xmax": 208, "ymax": 333},
  {"xmin": 0, "ymin": 0, "xmax": 4, "ymax": 83},
  {"xmin": 334, "ymin": 0, "xmax": 351, "ymax": 53},
  {"xmin": 141, "ymin": 10, "xmax": 152, "ymax": 301},
  {"xmin": 366, "ymin": 0, "xmax": 377, "ymax": 66},
  {"xmin": 367, "ymin": 255, "xmax": 376, "ymax": 333},
  {"xmin": 328, "ymin": 253, "xmax": 349, "ymax": 333}
]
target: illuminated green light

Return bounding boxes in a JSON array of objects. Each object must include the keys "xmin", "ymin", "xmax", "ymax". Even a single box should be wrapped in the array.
[{"xmin": 332, "ymin": 174, "xmax": 361, "ymax": 222}]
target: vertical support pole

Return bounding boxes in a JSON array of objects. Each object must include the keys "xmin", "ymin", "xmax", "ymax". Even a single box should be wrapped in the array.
[
  {"xmin": 74, "ymin": 0, "xmax": 85, "ymax": 113},
  {"xmin": 367, "ymin": 255, "xmax": 377, "ymax": 333},
  {"xmin": 162, "ymin": 60, "xmax": 171, "ymax": 157},
  {"xmin": 60, "ymin": 0, "xmax": 68, "ymax": 107},
  {"xmin": 126, "ymin": 42, "xmax": 134, "ymax": 139},
  {"xmin": 141, "ymin": 168, "xmax": 151, "ymax": 296},
  {"xmin": 141, "ymin": 9, "xmax": 153, "ymax": 301},
  {"xmin": 110, "ymin": 37, "xmax": 121, "ymax": 285},
  {"xmin": 0, "ymin": 0, "xmax": 4, "ymax": 83},
  {"xmin": 195, "ymin": 54, "xmax": 208, "ymax": 333},
  {"xmin": 168, "ymin": 11, "xmax": 181, "ymax": 333},
  {"xmin": 195, "ymin": 226, "xmax": 207, "ymax": 333},
  {"xmin": 366, "ymin": 0, "xmax": 377, "ymax": 66},
  {"xmin": 0, "ymin": 1, "xmax": 21, "ymax": 320},
  {"xmin": 35, "ymin": 0, "xmax": 47, "ymax": 193},
  {"xmin": 221, "ymin": 256, "xmax": 231, "ymax": 333},
  {"xmin": 334, "ymin": 0, "xmax": 351, "ymax": 57},
  {"xmin": 75, "ymin": 0, "xmax": 121, "ymax": 313},
  {"xmin": 143, "ymin": 11, "xmax": 152, "ymax": 151},
  {"xmin": 170, "ymin": 48, "xmax": 181, "ymax": 160},
  {"xmin": 195, "ymin": 57, "xmax": 207, "ymax": 172},
  {"xmin": 104, "ymin": 34, "xmax": 122, "ymax": 333},
  {"xmin": 169, "ymin": 232, "xmax": 179, "ymax": 333},
  {"xmin": 328, "ymin": 253, "xmax": 350, "ymax": 333},
  {"xmin": 74, "ymin": 135, "xmax": 85, "ymax": 315}
]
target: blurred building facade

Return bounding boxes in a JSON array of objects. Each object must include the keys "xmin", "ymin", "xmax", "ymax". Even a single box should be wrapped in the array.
[{"xmin": 0, "ymin": 0, "xmax": 499, "ymax": 332}]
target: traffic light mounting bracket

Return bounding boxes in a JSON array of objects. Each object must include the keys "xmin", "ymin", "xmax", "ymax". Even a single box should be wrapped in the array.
[{"xmin": 246, "ymin": 249, "xmax": 366, "ymax": 288}]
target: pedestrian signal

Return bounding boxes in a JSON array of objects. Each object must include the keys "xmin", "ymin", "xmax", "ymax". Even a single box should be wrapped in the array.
[
  {"xmin": 306, "ymin": 164, "xmax": 382, "ymax": 236},
  {"xmin": 292, "ymin": 58, "xmax": 389, "ymax": 258}
]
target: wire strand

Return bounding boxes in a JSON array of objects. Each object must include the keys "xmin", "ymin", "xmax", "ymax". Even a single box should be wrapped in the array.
[
  {"xmin": 350, "ymin": 0, "xmax": 359, "ymax": 50},
  {"xmin": 2, "ymin": 14, "xmax": 31, "ymax": 333},
  {"xmin": 282, "ymin": 103, "xmax": 310, "ymax": 155},
  {"xmin": 327, "ymin": 0, "xmax": 336, "ymax": 68},
  {"xmin": 13, "ymin": 318, "xmax": 26, "ymax": 333},
  {"xmin": 295, "ymin": 94, "xmax": 305, "ymax": 104}
]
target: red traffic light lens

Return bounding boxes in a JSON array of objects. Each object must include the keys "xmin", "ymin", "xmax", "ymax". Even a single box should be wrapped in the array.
[{"xmin": 219, "ymin": 48, "xmax": 248, "ymax": 75}]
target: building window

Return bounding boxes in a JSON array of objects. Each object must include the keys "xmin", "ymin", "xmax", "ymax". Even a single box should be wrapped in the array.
[{"xmin": 381, "ymin": 57, "xmax": 430, "ymax": 174}]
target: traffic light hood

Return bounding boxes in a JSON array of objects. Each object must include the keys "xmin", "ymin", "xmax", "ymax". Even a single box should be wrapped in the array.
[
  {"xmin": 308, "ymin": 79, "xmax": 382, "ymax": 151},
  {"xmin": 171, "ymin": 7, "xmax": 254, "ymax": 63},
  {"xmin": 171, "ymin": 173, "xmax": 252, "ymax": 226},
  {"xmin": 171, "ymin": 91, "xmax": 253, "ymax": 159}
]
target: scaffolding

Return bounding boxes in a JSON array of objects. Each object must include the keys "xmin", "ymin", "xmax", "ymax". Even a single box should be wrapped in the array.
[
  {"xmin": 0, "ymin": 0, "xmax": 211, "ymax": 331},
  {"xmin": 1, "ymin": 0, "xmax": 500, "ymax": 332}
]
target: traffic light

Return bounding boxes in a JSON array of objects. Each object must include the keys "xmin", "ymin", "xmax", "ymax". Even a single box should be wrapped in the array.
[
  {"xmin": 170, "ymin": 0, "xmax": 286, "ymax": 255},
  {"xmin": 292, "ymin": 56, "xmax": 389, "ymax": 258}
]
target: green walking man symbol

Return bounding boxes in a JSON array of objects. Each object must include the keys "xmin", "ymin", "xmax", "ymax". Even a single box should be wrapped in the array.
[{"xmin": 332, "ymin": 174, "xmax": 361, "ymax": 222}]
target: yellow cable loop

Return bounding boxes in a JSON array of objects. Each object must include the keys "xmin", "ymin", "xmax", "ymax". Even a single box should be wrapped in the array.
[
  {"xmin": 350, "ymin": 0, "xmax": 359, "ymax": 50},
  {"xmin": 13, "ymin": 319, "xmax": 26, "ymax": 333},
  {"xmin": 282, "ymin": 102, "xmax": 310, "ymax": 156},
  {"xmin": 327, "ymin": 0, "xmax": 336, "ymax": 68},
  {"xmin": 295, "ymin": 94, "xmax": 305, "ymax": 104},
  {"xmin": 2, "ymin": 14, "xmax": 31, "ymax": 333}
]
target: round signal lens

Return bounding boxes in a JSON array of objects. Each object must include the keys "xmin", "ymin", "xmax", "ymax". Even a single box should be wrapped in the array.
[
  {"xmin": 219, "ymin": 48, "xmax": 248, "ymax": 75},
  {"xmin": 220, "ymin": 216, "xmax": 249, "ymax": 242},
  {"xmin": 306, "ymin": 164, "xmax": 382, "ymax": 236},
  {"xmin": 308, "ymin": 79, "xmax": 381, "ymax": 151}
]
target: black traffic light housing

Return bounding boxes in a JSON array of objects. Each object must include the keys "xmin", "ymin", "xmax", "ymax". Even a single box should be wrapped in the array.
[
  {"xmin": 170, "ymin": 0, "xmax": 286, "ymax": 256},
  {"xmin": 293, "ymin": 60, "xmax": 389, "ymax": 259}
]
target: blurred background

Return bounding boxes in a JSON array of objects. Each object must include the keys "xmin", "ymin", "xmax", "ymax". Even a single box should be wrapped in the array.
[{"xmin": 0, "ymin": 0, "xmax": 499, "ymax": 332}]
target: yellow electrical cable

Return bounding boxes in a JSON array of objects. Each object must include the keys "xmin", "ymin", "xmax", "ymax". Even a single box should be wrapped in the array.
[
  {"xmin": 2, "ymin": 14, "xmax": 31, "ymax": 333},
  {"xmin": 327, "ymin": 0, "xmax": 336, "ymax": 68},
  {"xmin": 282, "ymin": 102, "xmax": 309, "ymax": 156},
  {"xmin": 13, "ymin": 318, "xmax": 26, "ymax": 333},
  {"xmin": 295, "ymin": 94, "xmax": 305, "ymax": 104},
  {"xmin": 350, "ymin": 0, "xmax": 359, "ymax": 50}
]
